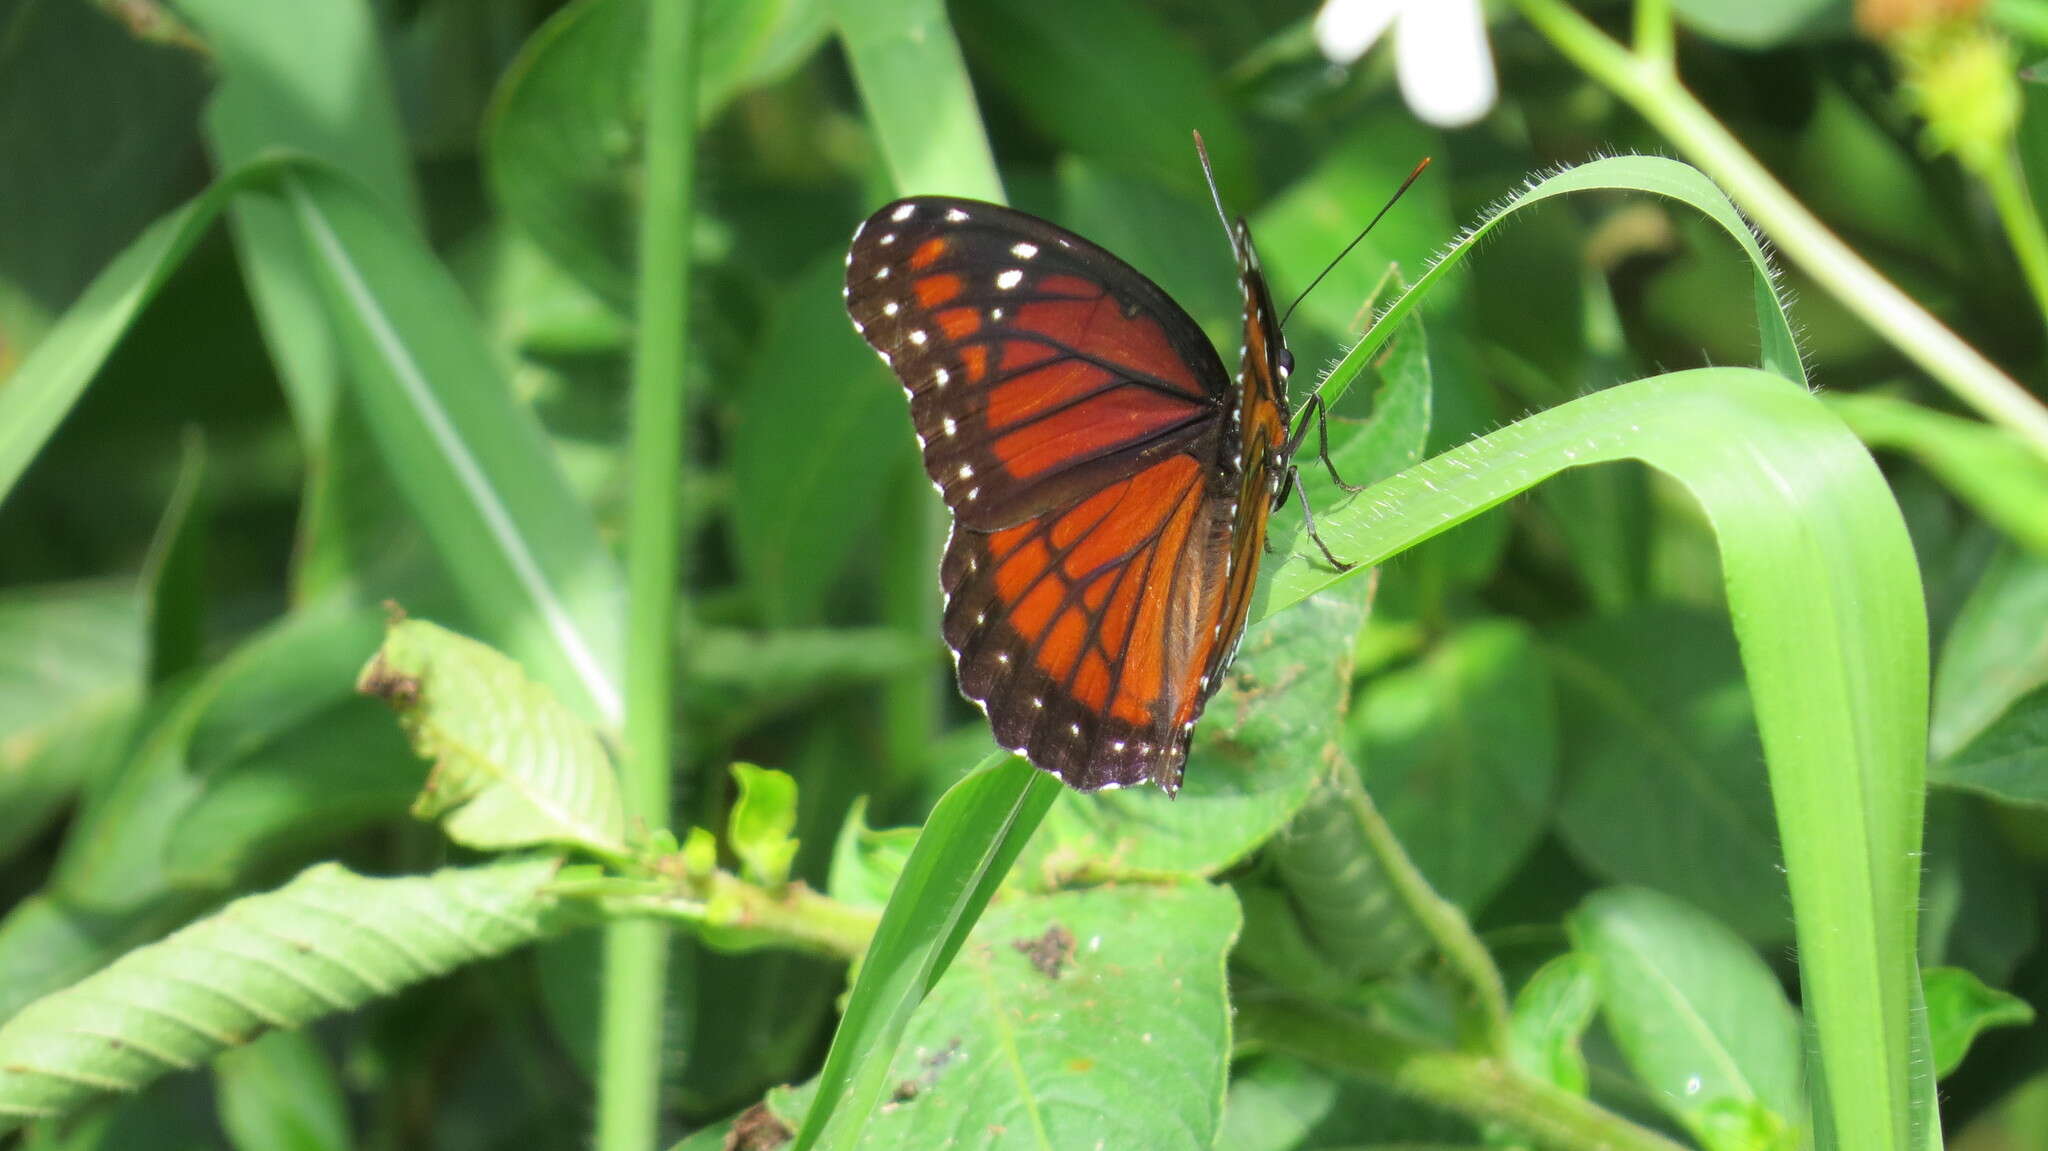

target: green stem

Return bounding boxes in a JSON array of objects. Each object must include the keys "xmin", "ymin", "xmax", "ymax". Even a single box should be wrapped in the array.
[
  {"xmin": 610, "ymin": 874, "xmax": 882, "ymax": 961},
  {"xmin": 1332, "ymin": 757, "xmax": 1514, "ymax": 1054},
  {"xmin": 1979, "ymin": 145, "xmax": 2048, "ymax": 327},
  {"xmin": 1238, "ymin": 996, "xmax": 1692, "ymax": 1151},
  {"xmin": 598, "ymin": 2, "xmax": 699, "ymax": 1148},
  {"xmin": 1512, "ymin": 0, "xmax": 2048, "ymax": 463},
  {"xmin": 1632, "ymin": 0, "xmax": 1674, "ymax": 70}
]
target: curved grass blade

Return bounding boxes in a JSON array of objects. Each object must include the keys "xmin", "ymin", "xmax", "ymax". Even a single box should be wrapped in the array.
[
  {"xmin": 0, "ymin": 856, "xmax": 561, "ymax": 1133},
  {"xmin": 833, "ymin": 0, "xmax": 1003, "ymax": 201},
  {"xmin": 281, "ymin": 166, "xmax": 625, "ymax": 728},
  {"xmin": 1312, "ymin": 155, "xmax": 1803, "ymax": 417},
  {"xmin": 1261, "ymin": 367, "xmax": 1928, "ymax": 1151},
  {"xmin": 789, "ymin": 754, "xmax": 1062, "ymax": 1151}
]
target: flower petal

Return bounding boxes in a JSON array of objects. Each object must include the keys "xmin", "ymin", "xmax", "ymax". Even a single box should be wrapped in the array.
[
  {"xmin": 1394, "ymin": 0, "xmax": 1497, "ymax": 128},
  {"xmin": 1314, "ymin": 0, "xmax": 1401, "ymax": 66}
]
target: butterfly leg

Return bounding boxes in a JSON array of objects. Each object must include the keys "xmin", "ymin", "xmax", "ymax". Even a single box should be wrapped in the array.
[
  {"xmin": 1288, "ymin": 464, "xmax": 1355, "ymax": 572},
  {"xmin": 1285, "ymin": 394, "xmax": 1364, "ymax": 493}
]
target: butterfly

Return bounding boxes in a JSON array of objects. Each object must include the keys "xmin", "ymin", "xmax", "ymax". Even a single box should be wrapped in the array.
[{"xmin": 844, "ymin": 137, "xmax": 1390, "ymax": 795}]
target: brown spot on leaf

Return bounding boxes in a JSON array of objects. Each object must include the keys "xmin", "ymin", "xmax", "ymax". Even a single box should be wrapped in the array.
[
  {"xmin": 724, "ymin": 1102, "xmax": 792, "ymax": 1151},
  {"xmin": 357, "ymin": 654, "xmax": 420, "ymax": 709},
  {"xmin": 1012, "ymin": 923, "xmax": 1077, "ymax": 979}
]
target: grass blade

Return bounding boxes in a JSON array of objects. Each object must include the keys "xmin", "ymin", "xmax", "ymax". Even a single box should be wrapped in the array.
[
  {"xmin": 281, "ymin": 166, "xmax": 625, "ymax": 728},
  {"xmin": 1260, "ymin": 367, "xmax": 1927, "ymax": 1151},
  {"xmin": 790, "ymin": 754, "xmax": 1062, "ymax": 1150}
]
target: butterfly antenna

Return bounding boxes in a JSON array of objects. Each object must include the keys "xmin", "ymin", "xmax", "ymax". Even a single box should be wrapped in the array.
[
  {"xmin": 1192, "ymin": 130, "xmax": 1235, "ymax": 249},
  {"xmin": 1280, "ymin": 156, "xmax": 1432, "ymax": 330}
]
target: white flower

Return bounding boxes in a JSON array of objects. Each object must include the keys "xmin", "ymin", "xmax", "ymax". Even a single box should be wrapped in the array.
[{"xmin": 1314, "ymin": 0, "xmax": 1498, "ymax": 129}]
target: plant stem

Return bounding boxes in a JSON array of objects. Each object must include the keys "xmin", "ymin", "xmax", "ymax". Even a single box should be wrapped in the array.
[
  {"xmin": 599, "ymin": 2, "xmax": 698, "ymax": 1148},
  {"xmin": 1512, "ymin": 0, "xmax": 2048, "ymax": 463},
  {"xmin": 1980, "ymin": 146, "xmax": 2048, "ymax": 326},
  {"xmin": 1632, "ymin": 0, "xmax": 1674, "ymax": 70},
  {"xmin": 611, "ymin": 874, "xmax": 883, "ymax": 961},
  {"xmin": 1332, "ymin": 756, "xmax": 1514, "ymax": 1054},
  {"xmin": 1238, "ymin": 996, "xmax": 1693, "ymax": 1151}
]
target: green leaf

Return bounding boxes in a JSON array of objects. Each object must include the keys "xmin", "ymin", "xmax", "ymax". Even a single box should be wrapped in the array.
[
  {"xmin": 1921, "ymin": 965, "xmax": 2034, "ymax": 1079},
  {"xmin": 1252, "ymin": 365, "xmax": 1928, "ymax": 1151},
  {"xmin": 359, "ymin": 617, "xmax": 626, "ymax": 859},
  {"xmin": 280, "ymin": 164, "xmax": 625, "ymax": 728},
  {"xmin": 213, "ymin": 1030, "xmax": 351, "ymax": 1151},
  {"xmin": 827, "ymin": 799, "xmax": 919, "ymax": 910},
  {"xmin": 485, "ymin": 0, "xmax": 830, "ymax": 303},
  {"xmin": 140, "ymin": 430, "xmax": 208, "ymax": 686},
  {"xmin": 1932, "ymin": 684, "xmax": 2048, "ymax": 805},
  {"xmin": 1931, "ymin": 547, "xmax": 2048, "ymax": 760},
  {"xmin": 790, "ymin": 754, "xmax": 1061, "ymax": 1151},
  {"xmin": 1021, "ymin": 572, "xmax": 1372, "ymax": 883},
  {"xmin": 1349, "ymin": 618, "xmax": 1556, "ymax": 911},
  {"xmin": 1921, "ymin": 792, "xmax": 2037, "ymax": 983},
  {"xmin": 1510, "ymin": 952, "xmax": 1602, "ymax": 1095},
  {"xmin": 1548, "ymin": 605, "xmax": 1788, "ymax": 942},
  {"xmin": 834, "ymin": 0, "xmax": 1003, "ymax": 201},
  {"xmin": 795, "ymin": 884, "xmax": 1239, "ymax": 1148},
  {"xmin": 1828, "ymin": 393, "xmax": 2048, "ymax": 557},
  {"xmin": 730, "ymin": 257, "xmax": 908, "ymax": 625},
  {"xmin": 1570, "ymin": 887, "xmax": 1803, "ymax": 1150},
  {"xmin": 729, "ymin": 764, "xmax": 800, "ymax": 888},
  {"xmin": 0, "ymin": 857, "xmax": 560, "ymax": 1133},
  {"xmin": 1215, "ymin": 1055, "xmax": 1341, "ymax": 1151},
  {"xmin": 683, "ymin": 627, "xmax": 928, "ymax": 742}
]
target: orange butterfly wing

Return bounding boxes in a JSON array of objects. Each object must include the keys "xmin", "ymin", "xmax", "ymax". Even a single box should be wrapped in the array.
[{"xmin": 847, "ymin": 196, "xmax": 1279, "ymax": 792}]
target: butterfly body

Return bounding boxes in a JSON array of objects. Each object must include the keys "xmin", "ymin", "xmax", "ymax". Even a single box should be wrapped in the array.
[{"xmin": 846, "ymin": 195, "xmax": 1300, "ymax": 794}]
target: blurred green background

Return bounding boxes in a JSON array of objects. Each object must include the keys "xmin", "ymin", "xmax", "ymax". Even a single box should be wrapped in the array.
[{"xmin": 5, "ymin": 0, "xmax": 2048, "ymax": 1147}]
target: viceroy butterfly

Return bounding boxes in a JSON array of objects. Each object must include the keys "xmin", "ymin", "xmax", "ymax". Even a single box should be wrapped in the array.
[{"xmin": 845, "ymin": 135, "xmax": 1417, "ymax": 795}]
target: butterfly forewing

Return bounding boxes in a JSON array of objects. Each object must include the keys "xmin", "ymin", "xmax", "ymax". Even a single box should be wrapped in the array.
[{"xmin": 846, "ymin": 195, "xmax": 1275, "ymax": 793}]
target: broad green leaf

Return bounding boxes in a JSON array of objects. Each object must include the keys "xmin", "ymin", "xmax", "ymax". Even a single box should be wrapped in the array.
[
  {"xmin": 729, "ymin": 764, "xmax": 800, "ymax": 888},
  {"xmin": 1251, "ymin": 365, "xmax": 1928, "ymax": 1151},
  {"xmin": 1932, "ymin": 684, "xmax": 2048, "ymax": 805},
  {"xmin": 281, "ymin": 164, "xmax": 625, "ymax": 727},
  {"xmin": 184, "ymin": 603, "xmax": 386, "ymax": 773},
  {"xmin": 1829, "ymin": 393, "xmax": 2048, "ymax": 556},
  {"xmin": 1570, "ymin": 888, "xmax": 1803, "ymax": 1150},
  {"xmin": 0, "ymin": 581, "xmax": 143, "ymax": 860},
  {"xmin": 484, "ymin": 0, "xmax": 831, "ymax": 302},
  {"xmin": 1021, "ymin": 574, "xmax": 1372, "ymax": 883},
  {"xmin": 213, "ymin": 1030, "xmax": 351, "ymax": 1151},
  {"xmin": 1349, "ymin": 618, "xmax": 1556, "ymax": 911},
  {"xmin": 0, "ymin": 857, "xmax": 560, "ymax": 1133},
  {"xmin": 359, "ymin": 618, "xmax": 626, "ymax": 859},
  {"xmin": 1548, "ymin": 605, "xmax": 1788, "ymax": 942},
  {"xmin": 164, "ymin": 702, "xmax": 419, "ymax": 887},
  {"xmin": 730, "ymin": 257, "xmax": 907, "ymax": 626},
  {"xmin": 682, "ymin": 627, "xmax": 927, "ymax": 743},
  {"xmin": 1931, "ymin": 547, "xmax": 2048, "ymax": 760},
  {"xmin": 1268, "ymin": 758, "xmax": 1431, "ymax": 979},
  {"xmin": 791, "ymin": 884, "xmax": 1239, "ymax": 1148},
  {"xmin": 1510, "ymin": 952, "xmax": 1602, "ymax": 1095},
  {"xmin": 1921, "ymin": 965, "xmax": 2034, "ymax": 1078},
  {"xmin": 790, "ymin": 754, "xmax": 1061, "ymax": 1151}
]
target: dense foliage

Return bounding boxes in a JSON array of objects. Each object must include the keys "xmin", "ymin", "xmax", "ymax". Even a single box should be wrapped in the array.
[{"xmin": 3, "ymin": 1, "xmax": 2048, "ymax": 1149}]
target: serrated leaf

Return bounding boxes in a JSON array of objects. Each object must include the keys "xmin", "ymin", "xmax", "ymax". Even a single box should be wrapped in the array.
[
  {"xmin": 359, "ymin": 618, "xmax": 626, "ymax": 858},
  {"xmin": 0, "ymin": 857, "xmax": 559, "ymax": 1133}
]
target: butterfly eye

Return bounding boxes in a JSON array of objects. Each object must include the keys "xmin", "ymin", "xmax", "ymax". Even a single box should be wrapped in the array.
[{"xmin": 1277, "ymin": 348, "xmax": 1294, "ymax": 378}]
